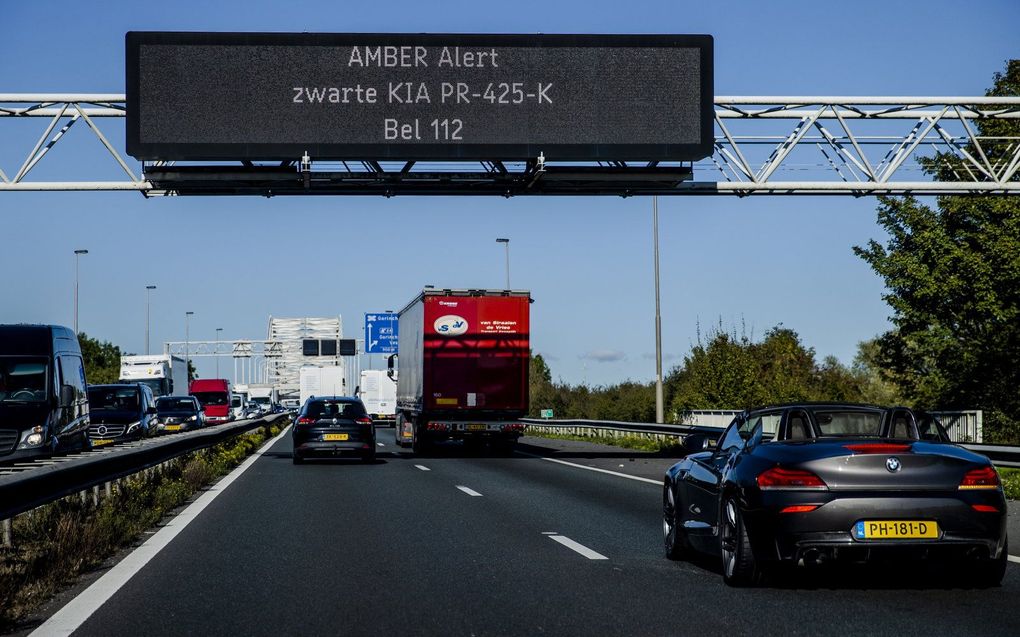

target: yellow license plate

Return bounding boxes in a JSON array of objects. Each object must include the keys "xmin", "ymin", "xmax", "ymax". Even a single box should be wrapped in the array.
[
  {"xmin": 853, "ymin": 520, "xmax": 939, "ymax": 540},
  {"xmin": 93, "ymin": 438, "xmax": 114, "ymax": 446},
  {"xmin": 466, "ymin": 424, "xmax": 487, "ymax": 431},
  {"xmin": 164, "ymin": 425, "xmax": 182, "ymax": 431},
  {"xmin": 323, "ymin": 433, "xmax": 349, "ymax": 441}
]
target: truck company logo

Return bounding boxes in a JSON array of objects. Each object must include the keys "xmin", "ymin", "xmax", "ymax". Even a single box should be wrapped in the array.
[
  {"xmin": 434, "ymin": 315, "xmax": 468, "ymax": 336},
  {"xmin": 438, "ymin": 301, "xmax": 458, "ymax": 307}
]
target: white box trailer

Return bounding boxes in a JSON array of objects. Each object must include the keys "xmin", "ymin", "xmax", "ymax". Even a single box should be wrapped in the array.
[
  {"xmin": 119, "ymin": 355, "xmax": 188, "ymax": 398},
  {"xmin": 248, "ymin": 384, "xmax": 278, "ymax": 413},
  {"xmin": 299, "ymin": 365, "xmax": 347, "ymax": 407},
  {"xmin": 358, "ymin": 369, "xmax": 396, "ymax": 425}
]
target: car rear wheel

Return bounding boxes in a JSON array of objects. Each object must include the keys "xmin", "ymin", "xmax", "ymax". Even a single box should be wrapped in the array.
[
  {"xmin": 971, "ymin": 538, "xmax": 1007, "ymax": 587},
  {"xmin": 362, "ymin": 448, "xmax": 377, "ymax": 463},
  {"xmin": 292, "ymin": 452, "xmax": 303, "ymax": 465},
  {"xmin": 663, "ymin": 482, "xmax": 688, "ymax": 560},
  {"xmin": 720, "ymin": 497, "xmax": 760, "ymax": 587}
]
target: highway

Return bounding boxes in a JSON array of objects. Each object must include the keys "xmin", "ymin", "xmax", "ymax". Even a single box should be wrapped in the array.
[{"xmin": 27, "ymin": 428, "xmax": 1020, "ymax": 637}]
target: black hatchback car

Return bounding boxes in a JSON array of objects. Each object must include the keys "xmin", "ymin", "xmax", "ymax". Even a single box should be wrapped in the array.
[
  {"xmin": 292, "ymin": 396, "xmax": 376, "ymax": 464},
  {"xmin": 154, "ymin": 396, "xmax": 204, "ymax": 434}
]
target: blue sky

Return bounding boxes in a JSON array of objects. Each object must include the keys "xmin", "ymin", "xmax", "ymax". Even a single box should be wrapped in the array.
[{"xmin": 1, "ymin": 0, "xmax": 1017, "ymax": 385}]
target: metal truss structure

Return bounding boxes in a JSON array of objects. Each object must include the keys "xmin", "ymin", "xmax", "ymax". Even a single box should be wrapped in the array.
[{"xmin": 2, "ymin": 94, "xmax": 1019, "ymax": 196}]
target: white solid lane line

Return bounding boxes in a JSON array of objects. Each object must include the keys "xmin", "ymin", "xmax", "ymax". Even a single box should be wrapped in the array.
[
  {"xmin": 456, "ymin": 485, "xmax": 483, "ymax": 497},
  {"xmin": 1009, "ymin": 555, "xmax": 1020, "ymax": 565},
  {"xmin": 515, "ymin": 450, "xmax": 660, "ymax": 485},
  {"xmin": 32, "ymin": 425, "xmax": 292, "ymax": 637},
  {"xmin": 548, "ymin": 534, "xmax": 608, "ymax": 560},
  {"xmin": 414, "ymin": 464, "xmax": 431, "ymax": 471}
]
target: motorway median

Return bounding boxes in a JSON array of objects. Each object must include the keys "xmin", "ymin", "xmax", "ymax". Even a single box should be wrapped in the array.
[{"xmin": 0, "ymin": 419, "xmax": 286, "ymax": 632}]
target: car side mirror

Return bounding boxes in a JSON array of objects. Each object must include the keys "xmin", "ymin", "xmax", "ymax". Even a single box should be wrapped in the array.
[
  {"xmin": 60, "ymin": 384, "xmax": 75, "ymax": 408},
  {"xmin": 683, "ymin": 433, "xmax": 710, "ymax": 454}
]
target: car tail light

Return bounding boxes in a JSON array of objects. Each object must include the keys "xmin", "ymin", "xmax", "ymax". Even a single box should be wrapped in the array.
[
  {"xmin": 296, "ymin": 416, "xmax": 315, "ymax": 425},
  {"xmin": 843, "ymin": 443, "xmax": 913, "ymax": 454},
  {"xmin": 958, "ymin": 466, "xmax": 999, "ymax": 490},
  {"xmin": 357, "ymin": 417, "xmax": 372, "ymax": 425},
  {"xmin": 757, "ymin": 466, "xmax": 827, "ymax": 490},
  {"xmin": 780, "ymin": 505, "xmax": 820, "ymax": 514},
  {"xmin": 971, "ymin": 504, "xmax": 1000, "ymax": 513}
]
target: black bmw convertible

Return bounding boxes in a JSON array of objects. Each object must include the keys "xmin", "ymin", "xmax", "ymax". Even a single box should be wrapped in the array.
[{"xmin": 662, "ymin": 404, "xmax": 1008, "ymax": 586}]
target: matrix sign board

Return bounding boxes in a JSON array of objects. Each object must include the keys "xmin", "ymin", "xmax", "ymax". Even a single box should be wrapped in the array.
[{"xmin": 126, "ymin": 32, "xmax": 713, "ymax": 162}]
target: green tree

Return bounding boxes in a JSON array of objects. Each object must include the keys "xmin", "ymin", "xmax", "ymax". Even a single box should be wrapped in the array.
[
  {"xmin": 77, "ymin": 332, "xmax": 123, "ymax": 384},
  {"xmin": 853, "ymin": 60, "xmax": 1020, "ymax": 443}
]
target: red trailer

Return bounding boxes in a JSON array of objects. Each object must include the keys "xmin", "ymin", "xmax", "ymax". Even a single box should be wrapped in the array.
[{"xmin": 393, "ymin": 289, "xmax": 531, "ymax": 454}]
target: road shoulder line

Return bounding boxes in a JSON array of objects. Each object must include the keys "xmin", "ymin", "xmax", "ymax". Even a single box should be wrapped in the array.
[
  {"xmin": 515, "ymin": 450, "xmax": 660, "ymax": 485},
  {"xmin": 31, "ymin": 425, "xmax": 292, "ymax": 636}
]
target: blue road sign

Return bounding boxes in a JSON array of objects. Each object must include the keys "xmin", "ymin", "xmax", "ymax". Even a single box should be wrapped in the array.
[{"xmin": 365, "ymin": 313, "xmax": 399, "ymax": 354}]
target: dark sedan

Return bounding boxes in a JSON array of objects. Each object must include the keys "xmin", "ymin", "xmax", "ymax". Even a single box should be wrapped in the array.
[
  {"xmin": 292, "ymin": 396, "xmax": 376, "ymax": 464},
  {"xmin": 154, "ymin": 396, "xmax": 204, "ymax": 433},
  {"xmin": 662, "ymin": 404, "xmax": 1008, "ymax": 586}
]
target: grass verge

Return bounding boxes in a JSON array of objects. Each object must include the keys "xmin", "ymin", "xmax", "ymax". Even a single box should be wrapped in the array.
[
  {"xmin": 0, "ymin": 421, "xmax": 284, "ymax": 631},
  {"xmin": 999, "ymin": 467, "xmax": 1020, "ymax": 501},
  {"xmin": 526, "ymin": 429, "xmax": 684, "ymax": 454}
]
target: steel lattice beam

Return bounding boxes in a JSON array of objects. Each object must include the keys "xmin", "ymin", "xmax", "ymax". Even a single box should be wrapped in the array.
[{"xmin": 2, "ymin": 95, "xmax": 1018, "ymax": 195}]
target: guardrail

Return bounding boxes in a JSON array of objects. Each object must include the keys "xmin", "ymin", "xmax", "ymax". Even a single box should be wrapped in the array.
[
  {"xmin": 0, "ymin": 414, "xmax": 288, "ymax": 523},
  {"xmin": 521, "ymin": 418, "xmax": 1020, "ymax": 468}
]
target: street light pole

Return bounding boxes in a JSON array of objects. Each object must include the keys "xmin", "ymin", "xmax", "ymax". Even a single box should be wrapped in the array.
[
  {"xmin": 496, "ymin": 238, "xmax": 510, "ymax": 289},
  {"xmin": 145, "ymin": 285, "xmax": 156, "ymax": 355},
  {"xmin": 215, "ymin": 327, "xmax": 223, "ymax": 378},
  {"xmin": 185, "ymin": 311, "xmax": 194, "ymax": 383},
  {"xmin": 73, "ymin": 249, "xmax": 88, "ymax": 334},
  {"xmin": 653, "ymin": 197, "xmax": 664, "ymax": 424}
]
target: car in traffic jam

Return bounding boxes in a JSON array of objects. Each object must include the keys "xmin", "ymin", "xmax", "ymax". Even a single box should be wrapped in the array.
[
  {"xmin": 86, "ymin": 383, "xmax": 159, "ymax": 447},
  {"xmin": 154, "ymin": 395, "xmax": 205, "ymax": 433},
  {"xmin": 662, "ymin": 404, "xmax": 1008, "ymax": 587},
  {"xmin": 291, "ymin": 396, "xmax": 376, "ymax": 464}
]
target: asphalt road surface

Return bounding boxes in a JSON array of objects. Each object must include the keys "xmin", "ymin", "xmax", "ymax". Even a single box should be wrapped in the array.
[{"xmin": 26, "ymin": 429, "xmax": 1020, "ymax": 637}]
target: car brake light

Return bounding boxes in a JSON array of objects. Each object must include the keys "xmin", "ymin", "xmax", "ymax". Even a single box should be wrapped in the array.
[
  {"xmin": 357, "ymin": 417, "xmax": 372, "ymax": 425},
  {"xmin": 958, "ymin": 466, "xmax": 999, "ymax": 490},
  {"xmin": 780, "ymin": 505, "xmax": 820, "ymax": 514},
  {"xmin": 971, "ymin": 504, "xmax": 999, "ymax": 513},
  {"xmin": 843, "ymin": 443, "xmax": 913, "ymax": 454},
  {"xmin": 296, "ymin": 416, "xmax": 315, "ymax": 425},
  {"xmin": 757, "ymin": 466, "xmax": 827, "ymax": 490}
]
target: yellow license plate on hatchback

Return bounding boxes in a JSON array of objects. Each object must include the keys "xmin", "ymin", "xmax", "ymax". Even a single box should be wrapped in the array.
[
  {"xmin": 853, "ymin": 520, "xmax": 939, "ymax": 540},
  {"xmin": 164, "ymin": 425, "xmax": 182, "ymax": 431},
  {"xmin": 466, "ymin": 424, "xmax": 487, "ymax": 431},
  {"xmin": 93, "ymin": 439, "xmax": 114, "ymax": 447},
  {"xmin": 323, "ymin": 433, "xmax": 349, "ymax": 441}
]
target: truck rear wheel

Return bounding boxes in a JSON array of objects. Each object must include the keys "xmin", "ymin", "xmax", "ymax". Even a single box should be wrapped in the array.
[{"xmin": 411, "ymin": 420, "xmax": 430, "ymax": 455}]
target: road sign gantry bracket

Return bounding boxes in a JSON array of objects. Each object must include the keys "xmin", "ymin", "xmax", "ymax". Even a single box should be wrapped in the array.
[{"xmin": 2, "ymin": 95, "xmax": 1018, "ymax": 196}]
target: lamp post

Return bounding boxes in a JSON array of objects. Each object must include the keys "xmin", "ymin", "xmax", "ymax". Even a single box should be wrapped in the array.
[
  {"xmin": 145, "ymin": 285, "xmax": 157, "ymax": 355},
  {"xmin": 185, "ymin": 311, "xmax": 194, "ymax": 383},
  {"xmin": 652, "ymin": 197, "xmax": 664, "ymax": 424},
  {"xmin": 496, "ymin": 238, "xmax": 510, "ymax": 289},
  {"xmin": 73, "ymin": 249, "xmax": 88, "ymax": 334},
  {"xmin": 215, "ymin": 327, "xmax": 223, "ymax": 378}
]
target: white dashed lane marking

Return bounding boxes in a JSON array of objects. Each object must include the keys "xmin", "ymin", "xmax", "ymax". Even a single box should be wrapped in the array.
[
  {"xmin": 546, "ymin": 533, "xmax": 608, "ymax": 560},
  {"xmin": 456, "ymin": 485, "xmax": 483, "ymax": 497}
]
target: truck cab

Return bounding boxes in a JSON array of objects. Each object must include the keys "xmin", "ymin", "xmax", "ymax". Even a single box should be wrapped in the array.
[{"xmin": 190, "ymin": 378, "xmax": 233, "ymax": 424}]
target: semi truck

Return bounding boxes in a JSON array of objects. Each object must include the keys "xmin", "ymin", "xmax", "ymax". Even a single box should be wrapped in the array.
[
  {"xmin": 248, "ymin": 384, "xmax": 279, "ymax": 414},
  {"xmin": 358, "ymin": 369, "xmax": 396, "ymax": 425},
  {"xmin": 299, "ymin": 364, "xmax": 346, "ymax": 407},
  {"xmin": 119, "ymin": 355, "xmax": 188, "ymax": 398},
  {"xmin": 393, "ymin": 288, "xmax": 531, "ymax": 454}
]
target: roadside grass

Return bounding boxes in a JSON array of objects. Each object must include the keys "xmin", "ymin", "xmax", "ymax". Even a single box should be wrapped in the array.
[
  {"xmin": 999, "ymin": 467, "xmax": 1020, "ymax": 501},
  {"xmin": 526, "ymin": 429, "xmax": 685, "ymax": 454},
  {"xmin": 0, "ymin": 421, "xmax": 284, "ymax": 631}
]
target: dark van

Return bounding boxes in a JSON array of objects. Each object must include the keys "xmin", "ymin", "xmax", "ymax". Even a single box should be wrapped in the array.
[
  {"xmin": 86, "ymin": 383, "xmax": 157, "ymax": 446},
  {"xmin": 0, "ymin": 324, "xmax": 91, "ymax": 462}
]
